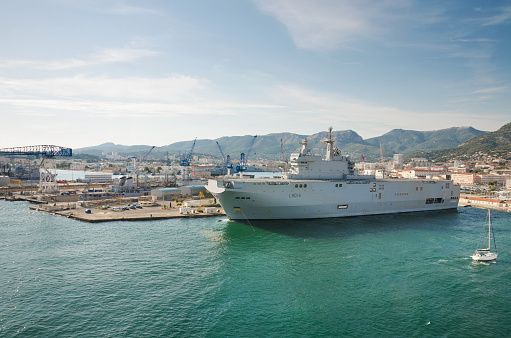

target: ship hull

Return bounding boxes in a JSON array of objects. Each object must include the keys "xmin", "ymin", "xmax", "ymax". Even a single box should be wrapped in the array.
[{"xmin": 207, "ymin": 178, "xmax": 460, "ymax": 220}]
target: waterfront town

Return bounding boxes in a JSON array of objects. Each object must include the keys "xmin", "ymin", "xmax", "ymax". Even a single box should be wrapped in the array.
[{"xmin": 1, "ymin": 146, "xmax": 511, "ymax": 221}]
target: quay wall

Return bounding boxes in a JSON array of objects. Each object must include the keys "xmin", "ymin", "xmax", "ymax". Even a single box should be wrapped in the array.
[{"xmin": 459, "ymin": 195, "xmax": 511, "ymax": 212}]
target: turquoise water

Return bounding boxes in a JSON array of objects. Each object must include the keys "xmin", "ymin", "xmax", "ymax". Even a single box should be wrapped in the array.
[{"xmin": 1, "ymin": 200, "xmax": 510, "ymax": 337}]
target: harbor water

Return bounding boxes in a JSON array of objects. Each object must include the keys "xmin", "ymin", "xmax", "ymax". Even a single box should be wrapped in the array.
[{"xmin": 1, "ymin": 200, "xmax": 510, "ymax": 337}]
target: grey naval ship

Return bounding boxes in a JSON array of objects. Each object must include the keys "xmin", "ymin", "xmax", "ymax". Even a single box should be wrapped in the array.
[{"xmin": 206, "ymin": 127, "xmax": 460, "ymax": 220}]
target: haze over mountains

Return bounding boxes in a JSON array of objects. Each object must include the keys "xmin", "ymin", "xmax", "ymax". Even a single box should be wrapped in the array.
[{"xmin": 75, "ymin": 125, "xmax": 492, "ymax": 162}]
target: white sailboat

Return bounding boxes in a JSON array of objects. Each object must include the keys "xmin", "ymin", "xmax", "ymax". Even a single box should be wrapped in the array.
[{"xmin": 471, "ymin": 209, "xmax": 498, "ymax": 261}]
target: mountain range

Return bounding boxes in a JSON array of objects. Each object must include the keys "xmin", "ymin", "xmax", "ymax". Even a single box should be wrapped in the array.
[
  {"xmin": 410, "ymin": 122, "xmax": 511, "ymax": 162},
  {"xmin": 74, "ymin": 125, "xmax": 489, "ymax": 162}
]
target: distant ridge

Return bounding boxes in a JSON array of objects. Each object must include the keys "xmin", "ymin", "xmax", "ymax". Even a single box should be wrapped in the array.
[
  {"xmin": 78, "ymin": 142, "xmax": 154, "ymax": 154},
  {"xmin": 410, "ymin": 122, "xmax": 511, "ymax": 162},
  {"xmin": 74, "ymin": 125, "xmax": 488, "ymax": 161}
]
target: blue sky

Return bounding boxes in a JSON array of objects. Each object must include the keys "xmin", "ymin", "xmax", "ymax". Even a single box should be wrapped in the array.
[{"xmin": 1, "ymin": 0, "xmax": 510, "ymax": 148}]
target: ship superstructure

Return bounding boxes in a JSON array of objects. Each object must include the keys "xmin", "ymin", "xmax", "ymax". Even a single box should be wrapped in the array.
[{"xmin": 206, "ymin": 127, "xmax": 460, "ymax": 220}]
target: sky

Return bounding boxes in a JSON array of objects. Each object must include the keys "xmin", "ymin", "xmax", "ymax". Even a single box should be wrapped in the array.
[{"xmin": 1, "ymin": 0, "xmax": 510, "ymax": 149}]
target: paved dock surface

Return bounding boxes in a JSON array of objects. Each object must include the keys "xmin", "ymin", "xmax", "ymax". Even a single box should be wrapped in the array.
[{"xmin": 29, "ymin": 202, "xmax": 225, "ymax": 223}]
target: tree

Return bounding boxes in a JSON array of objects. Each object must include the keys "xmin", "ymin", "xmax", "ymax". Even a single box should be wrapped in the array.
[{"xmin": 56, "ymin": 162, "xmax": 70, "ymax": 169}]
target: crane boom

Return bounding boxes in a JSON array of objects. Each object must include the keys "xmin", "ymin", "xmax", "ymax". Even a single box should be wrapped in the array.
[
  {"xmin": 216, "ymin": 141, "xmax": 226, "ymax": 161},
  {"xmin": 216, "ymin": 141, "xmax": 232, "ymax": 172},
  {"xmin": 245, "ymin": 135, "xmax": 257, "ymax": 162},
  {"xmin": 141, "ymin": 146, "xmax": 155, "ymax": 161}
]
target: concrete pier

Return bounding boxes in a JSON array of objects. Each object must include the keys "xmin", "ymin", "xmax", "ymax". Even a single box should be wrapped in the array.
[{"xmin": 28, "ymin": 201, "xmax": 225, "ymax": 223}]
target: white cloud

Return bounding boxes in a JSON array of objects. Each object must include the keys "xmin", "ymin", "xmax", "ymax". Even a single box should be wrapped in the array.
[
  {"xmin": 470, "ymin": 86, "xmax": 508, "ymax": 95},
  {"xmin": 481, "ymin": 6, "xmax": 511, "ymax": 26},
  {"xmin": 54, "ymin": 0, "xmax": 164, "ymax": 16},
  {"xmin": 0, "ymin": 74, "xmax": 281, "ymax": 119},
  {"xmin": 253, "ymin": 0, "xmax": 414, "ymax": 50},
  {"xmin": 0, "ymin": 45, "xmax": 158, "ymax": 70},
  {"xmin": 0, "ymin": 97, "xmax": 281, "ymax": 120},
  {"xmin": 0, "ymin": 75, "xmax": 204, "ymax": 101},
  {"xmin": 265, "ymin": 84, "xmax": 500, "ymax": 137},
  {"xmin": 107, "ymin": 3, "xmax": 164, "ymax": 16},
  {"xmin": 270, "ymin": 84, "xmax": 411, "ymax": 122}
]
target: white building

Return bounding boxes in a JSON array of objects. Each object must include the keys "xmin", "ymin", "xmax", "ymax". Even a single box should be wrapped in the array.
[
  {"xmin": 408, "ymin": 158, "xmax": 429, "ymax": 168},
  {"xmin": 400, "ymin": 169, "xmax": 450, "ymax": 179},
  {"xmin": 84, "ymin": 174, "xmax": 112, "ymax": 183}
]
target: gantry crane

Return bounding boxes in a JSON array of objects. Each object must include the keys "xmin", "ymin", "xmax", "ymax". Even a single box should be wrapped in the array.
[
  {"xmin": 0, "ymin": 145, "xmax": 72, "ymax": 193},
  {"xmin": 216, "ymin": 141, "xmax": 232, "ymax": 174},
  {"xmin": 137, "ymin": 146, "xmax": 155, "ymax": 188},
  {"xmin": 236, "ymin": 135, "xmax": 257, "ymax": 172},
  {"xmin": 180, "ymin": 138, "xmax": 197, "ymax": 166}
]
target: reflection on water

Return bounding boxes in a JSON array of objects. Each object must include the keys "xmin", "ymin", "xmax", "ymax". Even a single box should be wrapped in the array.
[{"xmin": 225, "ymin": 209, "xmax": 461, "ymax": 239}]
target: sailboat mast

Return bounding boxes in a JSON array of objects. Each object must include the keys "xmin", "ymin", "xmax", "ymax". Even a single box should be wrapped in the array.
[{"xmin": 488, "ymin": 210, "xmax": 492, "ymax": 250}]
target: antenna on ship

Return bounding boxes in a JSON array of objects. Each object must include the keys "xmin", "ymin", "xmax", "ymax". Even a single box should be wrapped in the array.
[
  {"xmin": 280, "ymin": 138, "xmax": 288, "ymax": 172},
  {"xmin": 379, "ymin": 141, "xmax": 384, "ymax": 164},
  {"xmin": 379, "ymin": 141, "xmax": 386, "ymax": 178},
  {"xmin": 323, "ymin": 126, "xmax": 334, "ymax": 161}
]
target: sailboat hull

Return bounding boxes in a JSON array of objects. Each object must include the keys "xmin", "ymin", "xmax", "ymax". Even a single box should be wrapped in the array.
[{"xmin": 471, "ymin": 252, "xmax": 498, "ymax": 261}]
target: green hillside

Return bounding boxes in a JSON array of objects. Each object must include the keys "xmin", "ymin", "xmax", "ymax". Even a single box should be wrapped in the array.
[
  {"xmin": 362, "ymin": 127, "xmax": 485, "ymax": 159},
  {"xmin": 409, "ymin": 122, "xmax": 511, "ymax": 162}
]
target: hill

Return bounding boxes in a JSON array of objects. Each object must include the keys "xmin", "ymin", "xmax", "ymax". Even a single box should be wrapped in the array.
[
  {"xmin": 410, "ymin": 122, "xmax": 511, "ymax": 162},
  {"xmin": 76, "ymin": 143, "xmax": 156, "ymax": 157},
  {"xmin": 73, "ymin": 126, "xmax": 487, "ymax": 162}
]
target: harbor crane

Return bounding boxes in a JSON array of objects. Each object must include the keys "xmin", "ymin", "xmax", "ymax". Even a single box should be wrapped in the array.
[
  {"xmin": 216, "ymin": 141, "xmax": 232, "ymax": 174},
  {"xmin": 0, "ymin": 145, "xmax": 72, "ymax": 193},
  {"xmin": 236, "ymin": 135, "xmax": 257, "ymax": 173},
  {"xmin": 141, "ymin": 146, "xmax": 155, "ymax": 162},
  {"xmin": 128, "ymin": 144, "xmax": 154, "ymax": 175},
  {"xmin": 180, "ymin": 138, "xmax": 197, "ymax": 166}
]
